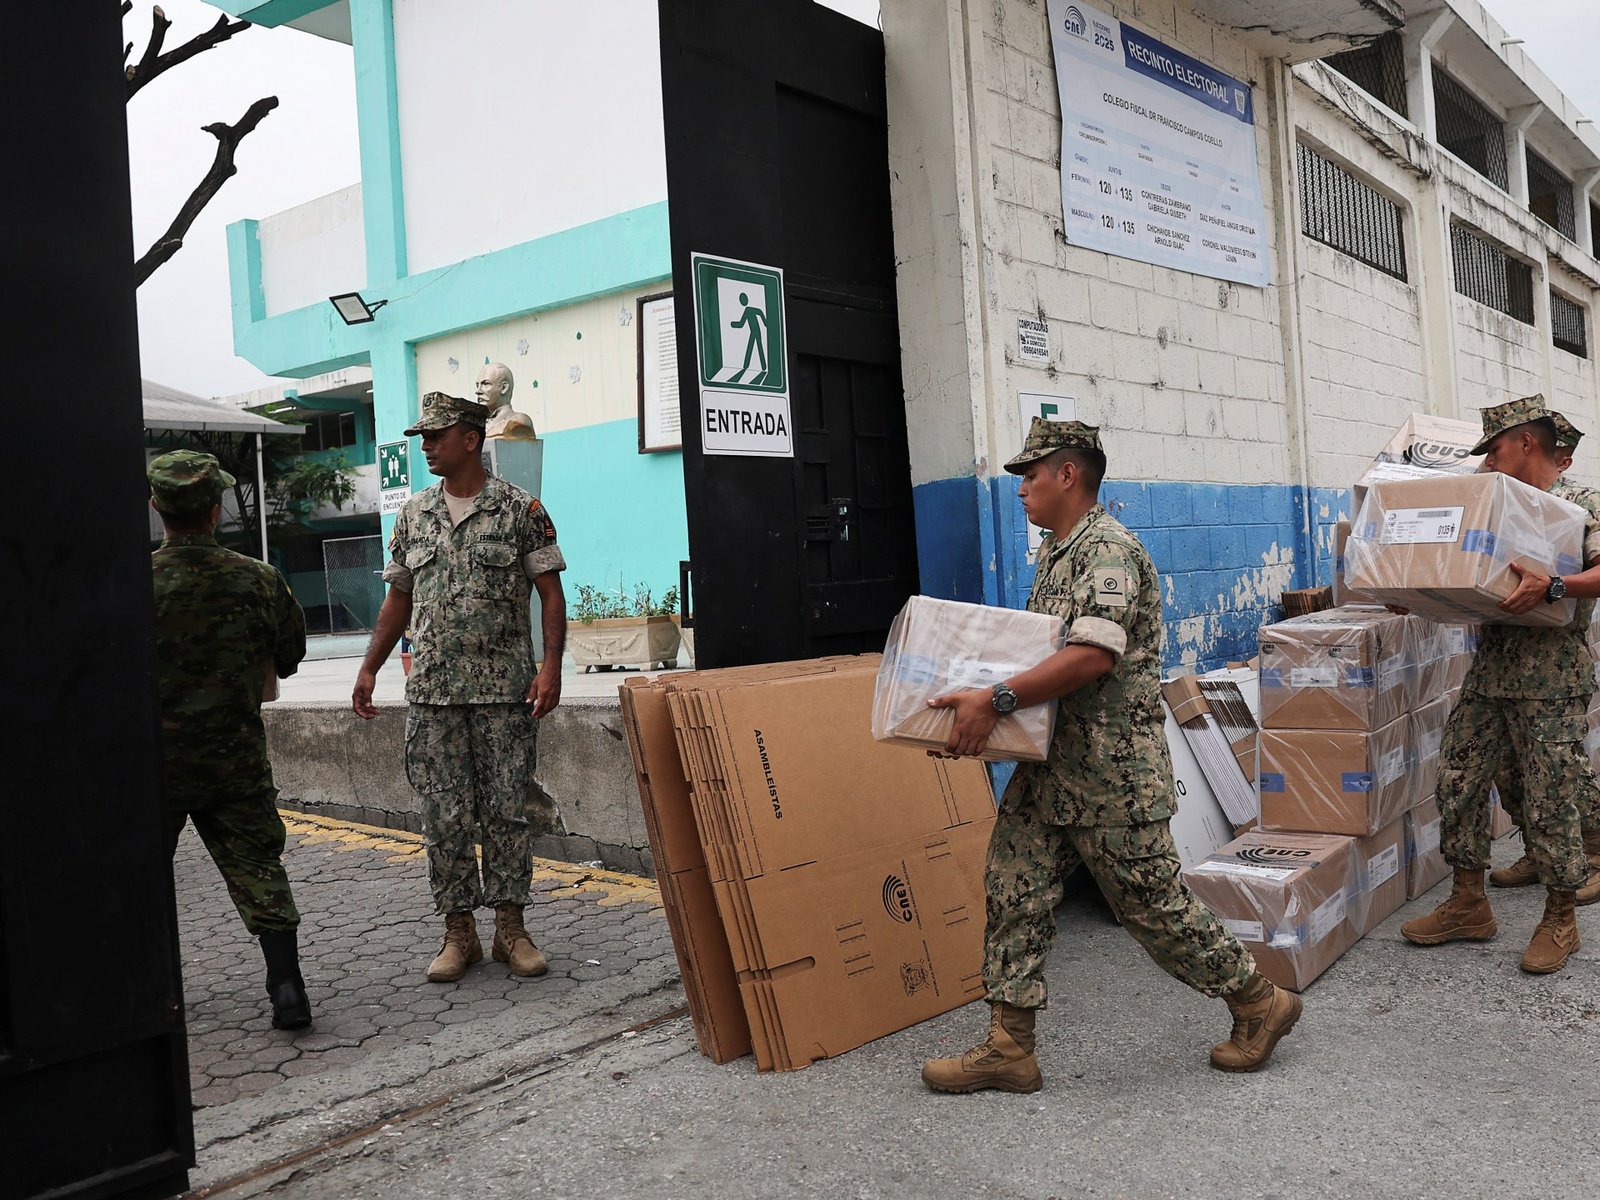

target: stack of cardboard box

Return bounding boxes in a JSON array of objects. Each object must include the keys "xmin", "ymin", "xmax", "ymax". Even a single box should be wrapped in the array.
[{"xmin": 620, "ymin": 656, "xmax": 997, "ymax": 1072}]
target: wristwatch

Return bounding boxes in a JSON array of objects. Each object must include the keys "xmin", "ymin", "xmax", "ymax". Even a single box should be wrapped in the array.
[
  {"xmin": 1546, "ymin": 576, "xmax": 1568, "ymax": 604},
  {"xmin": 991, "ymin": 682, "xmax": 1020, "ymax": 714}
]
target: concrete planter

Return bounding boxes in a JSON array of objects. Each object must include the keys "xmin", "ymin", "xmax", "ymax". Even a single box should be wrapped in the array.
[{"xmin": 569, "ymin": 614, "xmax": 681, "ymax": 671}]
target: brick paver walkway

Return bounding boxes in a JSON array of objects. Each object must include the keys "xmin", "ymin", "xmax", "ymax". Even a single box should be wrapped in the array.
[{"xmin": 175, "ymin": 811, "xmax": 672, "ymax": 1108}]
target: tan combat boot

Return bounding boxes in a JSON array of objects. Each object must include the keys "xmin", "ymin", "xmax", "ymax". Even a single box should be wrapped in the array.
[
  {"xmin": 426, "ymin": 911, "xmax": 483, "ymax": 982},
  {"xmin": 1489, "ymin": 853, "xmax": 1539, "ymax": 888},
  {"xmin": 1574, "ymin": 832, "xmax": 1600, "ymax": 906},
  {"xmin": 1401, "ymin": 868, "xmax": 1498, "ymax": 945},
  {"xmin": 1210, "ymin": 973, "xmax": 1302, "ymax": 1073},
  {"xmin": 1521, "ymin": 889, "xmax": 1580, "ymax": 974},
  {"xmin": 921, "ymin": 1002, "xmax": 1042, "ymax": 1094},
  {"xmin": 492, "ymin": 904, "xmax": 549, "ymax": 977}
]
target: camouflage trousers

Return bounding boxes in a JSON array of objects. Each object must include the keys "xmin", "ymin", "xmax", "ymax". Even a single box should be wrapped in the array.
[
  {"xmin": 166, "ymin": 778, "xmax": 299, "ymax": 936},
  {"xmin": 405, "ymin": 702, "xmax": 545, "ymax": 913},
  {"xmin": 1439, "ymin": 693, "xmax": 1595, "ymax": 889},
  {"xmin": 983, "ymin": 776, "xmax": 1255, "ymax": 1009}
]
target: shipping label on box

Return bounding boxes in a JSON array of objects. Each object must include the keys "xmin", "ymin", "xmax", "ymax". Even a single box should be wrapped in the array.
[
  {"xmin": 1404, "ymin": 795, "xmax": 1449, "ymax": 900},
  {"xmin": 1408, "ymin": 689, "xmax": 1456, "ymax": 803},
  {"xmin": 1258, "ymin": 714, "xmax": 1414, "ymax": 837},
  {"xmin": 1346, "ymin": 474, "xmax": 1584, "ymax": 627},
  {"xmin": 1183, "ymin": 830, "xmax": 1360, "ymax": 992},
  {"xmin": 1259, "ymin": 607, "xmax": 1416, "ymax": 731},
  {"xmin": 1353, "ymin": 819, "xmax": 1407, "ymax": 936}
]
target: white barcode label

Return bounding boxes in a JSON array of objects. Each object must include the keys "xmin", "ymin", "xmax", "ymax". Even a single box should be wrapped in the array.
[
  {"xmin": 1290, "ymin": 666, "xmax": 1339, "ymax": 688},
  {"xmin": 1190, "ymin": 861, "xmax": 1296, "ymax": 883},
  {"xmin": 948, "ymin": 658, "xmax": 1015, "ymax": 689},
  {"xmin": 1378, "ymin": 658, "xmax": 1405, "ymax": 693},
  {"xmin": 1222, "ymin": 918, "xmax": 1264, "ymax": 942},
  {"xmin": 1379, "ymin": 747, "xmax": 1407, "ymax": 787},
  {"xmin": 1419, "ymin": 730, "xmax": 1444, "ymax": 760},
  {"xmin": 1444, "ymin": 627, "xmax": 1469, "ymax": 655},
  {"xmin": 1379, "ymin": 506, "xmax": 1465, "ymax": 545},
  {"xmin": 1419, "ymin": 818, "xmax": 1442, "ymax": 854},
  {"xmin": 1366, "ymin": 845, "xmax": 1400, "ymax": 889},
  {"xmin": 1310, "ymin": 888, "xmax": 1347, "ymax": 943}
]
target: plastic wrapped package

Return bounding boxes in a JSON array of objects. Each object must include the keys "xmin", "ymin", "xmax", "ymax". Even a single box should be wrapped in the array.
[
  {"xmin": 1349, "ymin": 415, "xmax": 1485, "ymax": 516},
  {"xmin": 1258, "ymin": 713, "xmax": 1414, "ymax": 836},
  {"xmin": 1404, "ymin": 796, "xmax": 1449, "ymax": 900},
  {"xmin": 1182, "ymin": 830, "xmax": 1361, "ymax": 992},
  {"xmin": 1409, "ymin": 687, "xmax": 1457, "ymax": 800},
  {"xmin": 1259, "ymin": 607, "xmax": 1416, "ymax": 731},
  {"xmin": 1332, "ymin": 521, "xmax": 1384, "ymax": 608},
  {"xmin": 872, "ymin": 595, "xmax": 1065, "ymax": 762},
  {"xmin": 1588, "ymin": 698, "xmax": 1600, "ymax": 772},
  {"xmin": 1353, "ymin": 819, "xmax": 1407, "ymax": 936},
  {"xmin": 1416, "ymin": 622, "xmax": 1477, "ymax": 697},
  {"xmin": 1346, "ymin": 473, "xmax": 1584, "ymax": 627}
]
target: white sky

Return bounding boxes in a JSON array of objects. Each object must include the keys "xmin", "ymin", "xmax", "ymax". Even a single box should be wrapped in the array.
[{"xmin": 126, "ymin": 0, "xmax": 1595, "ymax": 399}]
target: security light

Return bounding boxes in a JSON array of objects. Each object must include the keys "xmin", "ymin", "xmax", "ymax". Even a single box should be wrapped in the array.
[{"xmin": 329, "ymin": 291, "xmax": 389, "ymax": 325}]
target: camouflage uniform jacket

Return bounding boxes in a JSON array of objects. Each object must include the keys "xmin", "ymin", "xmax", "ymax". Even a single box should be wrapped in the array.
[
  {"xmin": 383, "ymin": 475, "xmax": 564, "ymax": 705},
  {"xmin": 151, "ymin": 533, "xmax": 307, "ymax": 802},
  {"xmin": 1021, "ymin": 503, "xmax": 1175, "ymax": 826},
  {"xmin": 1465, "ymin": 476, "xmax": 1600, "ymax": 700}
]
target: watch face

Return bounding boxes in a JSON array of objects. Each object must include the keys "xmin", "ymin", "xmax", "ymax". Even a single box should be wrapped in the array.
[{"xmin": 992, "ymin": 685, "xmax": 1018, "ymax": 713}]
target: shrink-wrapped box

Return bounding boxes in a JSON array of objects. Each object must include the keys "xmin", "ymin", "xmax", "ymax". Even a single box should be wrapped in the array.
[
  {"xmin": 1182, "ymin": 830, "xmax": 1361, "ymax": 992},
  {"xmin": 1259, "ymin": 607, "xmax": 1416, "ymax": 731},
  {"xmin": 872, "ymin": 595, "xmax": 1065, "ymax": 762},
  {"xmin": 1404, "ymin": 796, "xmax": 1449, "ymax": 900},
  {"xmin": 1409, "ymin": 688, "xmax": 1457, "ymax": 800},
  {"xmin": 1345, "ymin": 473, "xmax": 1584, "ymax": 627},
  {"xmin": 1415, "ymin": 623, "xmax": 1477, "ymax": 698},
  {"xmin": 1353, "ymin": 819, "xmax": 1407, "ymax": 936},
  {"xmin": 1349, "ymin": 415, "xmax": 1485, "ymax": 515},
  {"xmin": 1258, "ymin": 714, "xmax": 1414, "ymax": 837},
  {"xmin": 1332, "ymin": 521, "xmax": 1384, "ymax": 608}
]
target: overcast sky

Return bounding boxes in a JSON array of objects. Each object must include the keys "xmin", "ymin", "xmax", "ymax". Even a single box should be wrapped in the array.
[{"xmin": 127, "ymin": 0, "xmax": 1597, "ymax": 400}]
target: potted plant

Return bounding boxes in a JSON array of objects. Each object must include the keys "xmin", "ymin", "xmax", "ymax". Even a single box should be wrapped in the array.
[{"xmin": 568, "ymin": 581, "xmax": 682, "ymax": 671}]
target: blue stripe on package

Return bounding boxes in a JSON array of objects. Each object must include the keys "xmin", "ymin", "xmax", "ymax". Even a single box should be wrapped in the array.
[
  {"xmin": 1342, "ymin": 771, "xmax": 1374, "ymax": 793},
  {"xmin": 1259, "ymin": 773, "xmax": 1285, "ymax": 793},
  {"xmin": 1461, "ymin": 529, "xmax": 1496, "ymax": 556}
]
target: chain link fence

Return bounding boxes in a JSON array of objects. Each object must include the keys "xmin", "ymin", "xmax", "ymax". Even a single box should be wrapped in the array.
[{"xmin": 323, "ymin": 534, "xmax": 384, "ymax": 633}]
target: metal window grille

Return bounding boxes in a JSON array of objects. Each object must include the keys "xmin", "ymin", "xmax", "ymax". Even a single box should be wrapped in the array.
[
  {"xmin": 1450, "ymin": 223, "xmax": 1534, "ymax": 324},
  {"xmin": 1433, "ymin": 68, "xmax": 1508, "ymax": 190},
  {"xmin": 322, "ymin": 534, "xmax": 384, "ymax": 633},
  {"xmin": 1323, "ymin": 32, "xmax": 1408, "ymax": 117},
  {"xmin": 1297, "ymin": 142, "xmax": 1408, "ymax": 280},
  {"xmin": 1526, "ymin": 148, "xmax": 1576, "ymax": 240},
  {"xmin": 1551, "ymin": 290, "xmax": 1589, "ymax": 358}
]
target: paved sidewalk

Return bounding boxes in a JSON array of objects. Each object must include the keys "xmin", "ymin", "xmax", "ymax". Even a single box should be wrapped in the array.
[{"xmin": 176, "ymin": 812, "xmax": 674, "ymax": 1110}]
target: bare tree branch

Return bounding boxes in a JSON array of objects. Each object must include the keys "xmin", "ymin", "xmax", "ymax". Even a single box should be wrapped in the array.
[
  {"xmin": 126, "ymin": 8, "xmax": 252, "ymax": 99},
  {"xmin": 120, "ymin": 1, "xmax": 133, "ymax": 16},
  {"xmin": 134, "ymin": 97, "xmax": 279, "ymax": 286}
]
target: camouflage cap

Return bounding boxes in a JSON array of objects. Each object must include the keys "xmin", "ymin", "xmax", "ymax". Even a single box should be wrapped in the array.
[
  {"xmin": 1469, "ymin": 393, "xmax": 1560, "ymax": 456},
  {"xmin": 1550, "ymin": 410, "xmax": 1584, "ymax": 450},
  {"xmin": 148, "ymin": 449, "xmax": 235, "ymax": 515},
  {"xmin": 1004, "ymin": 417, "xmax": 1103, "ymax": 474},
  {"xmin": 403, "ymin": 392, "xmax": 491, "ymax": 436}
]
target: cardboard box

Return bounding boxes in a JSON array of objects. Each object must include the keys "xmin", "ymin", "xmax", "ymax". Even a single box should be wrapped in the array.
[
  {"xmin": 873, "ymin": 595, "xmax": 1064, "ymax": 761},
  {"xmin": 1333, "ymin": 521, "xmax": 1384, "ymax": 608},
  {"xmin": 1258, "ymin": 714, "xmax": 1413, "ymax": 836},
  {"xmin": 1409, "ymin": 687, "xmax": 1457, "ymax": 801},
  {"xmin": 1183, "ymin": 830, "xmax": 1361, "ymax": 992},
  {"xmin": 1162, "ymin": 674, "xmax": 1257, "ymax": 830},
  {"xmin": 1163, "ymin": 704, "xmax": 1244, "ymax": 864},
  {"xmin": 1404, "ymin": 796, "xmax": 1449, "ymax": 900},
  {"xmin": 1415, "ymin": 623, "xmax": 1477, "ymax": 698},
  {"xmin": 1490, "ymin": 786, "xmax": 1515, "ymax": 839},
  {"xmin": 661, "ymin": 657, "xmax": 998, "ymax": 1071},
  {"xmin": 1346, "ymin": 473, "xmax": 1585, "ymax": 627},
  {"xmin": 1350, "ymin": 415, "xmax": 1486, "ymax": 515},
  {"xmin": 1353, "ymin": 818, "xmax": 1407, "ymax": 936},
  {"xmin": 1259, "ymin": 607, "xmax": 1416, "ymax": 731}
]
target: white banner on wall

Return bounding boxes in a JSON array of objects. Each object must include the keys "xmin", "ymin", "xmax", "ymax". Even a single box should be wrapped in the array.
[{"xmin": 1045, "ymin": 0, "xmax": 1271, "ymax": 287}]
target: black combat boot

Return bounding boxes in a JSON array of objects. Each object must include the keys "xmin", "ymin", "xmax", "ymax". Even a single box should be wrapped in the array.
[{"xmin": 259, "ymin": 928, "xmax": 312, "ymax": 1030}]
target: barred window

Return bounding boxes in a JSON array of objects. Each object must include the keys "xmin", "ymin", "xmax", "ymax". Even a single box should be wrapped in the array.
[
  {"xmin": 1527, "ymin": 149, "xmax": 1576, "ymax": 240},
  {"xmin": 1551, "ymin": 290, "xmax": 1589, "ymax": 358},
  {"xmin": 1298, "ymin": 142, "xmax": 1407, "ymax": 279},
  {"xmin": 1450, "ymin": 224, "xmax": 1534, "ymax": 323},
  {"xmin": 1589, "ymin": 200, "xmax": 1600, "ymax": 254},
  {"xmin": 1434, "ymin": 69, "xmax": 1508, "ymax": 190},
  {"xmin": 1323, "ymin": 33, "xmax": 1408, "ymax": 117}
]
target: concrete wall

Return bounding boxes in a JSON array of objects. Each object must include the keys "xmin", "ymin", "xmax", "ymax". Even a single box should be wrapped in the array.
[
  {"xmin": 264, "ymin": 698, "xmax": 654, "ymax": 876},
  {"xmin": 258, "ymin": 184, "xmax": 367, "ymax": 318}
]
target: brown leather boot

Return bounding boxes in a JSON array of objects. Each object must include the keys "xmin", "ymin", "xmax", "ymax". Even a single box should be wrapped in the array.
[
  {"xmin": 492, "ymin": 904, "xmax": 549, "ymax": 977},
  {"xmin": 426, "ymin": 911, "xmax": 483, "ymax": 982},
  {"xmin": 1489, "ymin": 853, "xmax": 1539, "ymax": 888},
  {"xmin": 1574, "ymin": 832, "xmax": 1600, "ymax": 906},
  {"xmin": 1521, "ymin": 889, "xmax": 1580, "ymax": 974},
  {"xmin": 1210, "ymin": 973, "xmax": 1302, "ymax": 1072},
  {"xmin": 1401, "ymin": 868, "xmax": 1498, "ymax": 944},
  {"xmin": 921, "ymin": 1002, "xmax": 1042, "ymax": 1094}
]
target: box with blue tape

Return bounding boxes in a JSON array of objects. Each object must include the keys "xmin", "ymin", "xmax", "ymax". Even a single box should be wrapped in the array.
[
  {"xmin": 1259, "ymin": 607, "xmax": 1418, "ymax": 731},
  {"xmin": 1258, "ymin": 714, "xmax": 1415, "ymax": 836}
]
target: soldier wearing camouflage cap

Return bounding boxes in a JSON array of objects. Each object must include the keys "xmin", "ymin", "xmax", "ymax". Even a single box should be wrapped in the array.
[
  {"xmin": 1403, "ymin": 394, "xmax": 1600, "ymax": 973},
  {"xmin": 353, "ymin": 392, "xmax": 567, "ymax": 984},
  {"xmin": 921, "ymin": 418, "xmax": 1301, "ymax": 1095},
  {"xmin": 147, "ymin": 450, "xmax": 312, "ymax": 1030}
]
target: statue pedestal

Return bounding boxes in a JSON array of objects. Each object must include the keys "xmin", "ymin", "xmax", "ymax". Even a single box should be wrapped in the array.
[{"xmin": 484, "ymin": 437, "xmax": 551, "ymax": 666}]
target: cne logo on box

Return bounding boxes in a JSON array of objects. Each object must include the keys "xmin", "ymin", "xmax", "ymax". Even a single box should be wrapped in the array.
[{"xmin": 882, "ymin": 874, "xmax": 917, "ymax": 923}]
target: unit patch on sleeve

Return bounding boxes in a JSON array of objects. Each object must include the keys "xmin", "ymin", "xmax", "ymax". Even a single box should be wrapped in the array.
[{"xmin": 1095, "ymin": 569, "xmax": 1132, "ymax": 608}]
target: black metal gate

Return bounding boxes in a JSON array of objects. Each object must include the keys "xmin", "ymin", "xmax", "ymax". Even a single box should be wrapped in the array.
[{"xmin": 659, "ymin": 0, "xmax": 919, "ymax": 669}]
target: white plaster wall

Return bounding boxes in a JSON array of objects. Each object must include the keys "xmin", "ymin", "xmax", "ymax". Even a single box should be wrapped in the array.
[
  {"xmin": 258, "ymin": 184, "xmax": 366, "ymax": 318},
  {"xmin": 392, "ymin": 0, "xmax": 666, "ymax": 276},
  {"xmin": 1452, "ymin": 295, "xmax": 1544, "ymax": 417},
  {"xmin": 413, "ymin": 282, "xmax": 670, "ymax": 437},
  {"xmin": 1549, "ymin": 289, "xmax": 1600, "ymax": 487}
]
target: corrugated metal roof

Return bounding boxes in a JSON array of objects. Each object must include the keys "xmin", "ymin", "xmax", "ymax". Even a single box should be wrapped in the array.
[{"xmin": 142, "ymin": 379, "xmax": 305, "ymax": 435}]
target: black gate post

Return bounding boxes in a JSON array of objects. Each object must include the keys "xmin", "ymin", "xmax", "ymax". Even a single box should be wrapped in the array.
[{"xmin": 0, "ymin": 5, "xmax": 193, "ymax": 1198}]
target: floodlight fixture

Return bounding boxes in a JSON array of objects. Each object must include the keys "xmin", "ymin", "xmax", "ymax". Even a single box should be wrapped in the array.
[{"xmin": 329, "ymin": 291, "xmax": 390, "ymax": 325}]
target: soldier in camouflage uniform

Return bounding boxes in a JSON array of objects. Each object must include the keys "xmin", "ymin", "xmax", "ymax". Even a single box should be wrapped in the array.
[
  {"xmin": 353, "ymin": 393, "xmax": 567, "ymax": 983},
  {"xmin": 148, "ymin": 450, "xmax": 311, "ymax": 1030},
  {"xmin": 1402, "ymin": 396, "xmax": 1600, "ymax": 973},
  {"xmin": 921, "ymin": 419, "xmax": 1301, "ymax": 1095}
]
